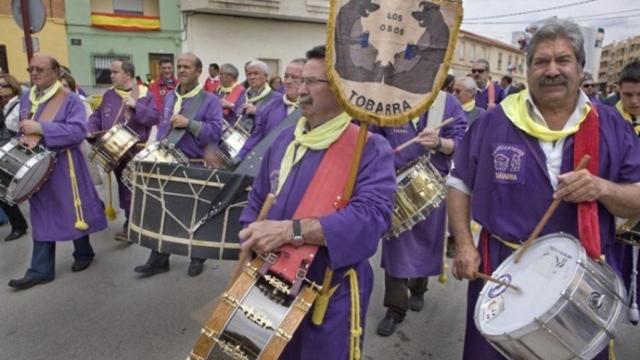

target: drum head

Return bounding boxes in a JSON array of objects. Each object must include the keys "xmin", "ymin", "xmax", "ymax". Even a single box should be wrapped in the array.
[
  {"xmin": 11, "ymin": 151, "xmax": 54, "ymax": 202},
  {"xmin": 476, "ymin": 233, "xmax": 583, "ymax": 336}
]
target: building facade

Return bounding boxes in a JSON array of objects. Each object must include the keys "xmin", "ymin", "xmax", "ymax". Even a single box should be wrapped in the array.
[
  {"xmin": 181, "ymin": 0, "xmax": 328, "ymax": 81},
  {"xmin": 452, "ymin": 30, "xmax": 526, "ymax": 84},
  {"xmin": 65, "ymin": 0, "xmax": 181, "ymax": 91},
  {"xmin": 599, "ymin": 35, "xmax": 640, "ymax": 86},
  {"xmin": 0, "ymin": 0, "xmax": 69, "ymax": 82}
]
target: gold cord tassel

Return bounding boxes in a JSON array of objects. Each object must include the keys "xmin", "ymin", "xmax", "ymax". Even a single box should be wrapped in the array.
[
  {"xmin": 346, "ymin": 269, "xmax": 362, "ymax": 360},
  {"xmin": 67, "ymin": 150, "xmax": 89, "ymax": 230},
  {"xmin": 105, "ymin": 172, "xmax": 117, "ymax": 221},
  {"xmin": 609, "ymin": 339, "xmax": 616, "ymax": 360}
]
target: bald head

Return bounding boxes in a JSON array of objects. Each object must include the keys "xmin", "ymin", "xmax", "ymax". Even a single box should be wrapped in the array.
[
  {"xmin": 29, "ymin": 54, "xmax": 61, "ymax": 90},
  {"xmin": 176, "ymin": 52, "xmax": 202, "ymax": 91}
]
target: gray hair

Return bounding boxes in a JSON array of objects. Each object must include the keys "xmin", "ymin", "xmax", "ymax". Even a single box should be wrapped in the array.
[
  {"xmin": 220, "ymin": 63, "xmax": 239, "ymax": 79},
  {"xmin": 472, "ymin": 58, "xmax": 490, "ymax": 72},
  {"xmin": 247, "ymin": 60, "xmax": 269, "ymax": 76},
  {"xmin": 456, "ymin": 76, "xmax": 478, "ymax": 93},
  {"xmin": 526, "ymin": 18, "xmax": 585, "ymax": 69},
  {"xmin": 117, "ymin": 59, "xmax": 135, "ymax": 78}
]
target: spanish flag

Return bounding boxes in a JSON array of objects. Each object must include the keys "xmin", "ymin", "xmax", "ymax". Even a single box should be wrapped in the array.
[{"xmin": 91, "ymin": 12, "xmax": 160, "ymax": 32}]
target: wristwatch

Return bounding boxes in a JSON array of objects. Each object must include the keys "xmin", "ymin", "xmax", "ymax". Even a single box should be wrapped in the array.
[{"xmin": 291, "ymin": 219, "xmax": 304, "ymax": 247}]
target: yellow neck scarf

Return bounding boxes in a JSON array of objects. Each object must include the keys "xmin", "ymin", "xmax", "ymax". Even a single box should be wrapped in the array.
[
  {"xmin": 247, "ymin": 85, "xmax": 272, "ymax": 104},
  {"xmin": 114, "ymin": 84, "xmax": 148, "ymax": 100},
  {"xmin": 218, "ymin": 81, "xmax": 240, "ymax": 94},
  {"xmin": 173, "ymin": 84, "xmax": 203, "ymax": 115},
  {"xmin": 501, "ymin": 90, "xmax": 590, "ymax": 142},
  {"xmin": 276, "ymin": 112, "xmax": 351, "ymax": 195},
  {"xmin": 616, "ymin": 100, "xmax": 640, "ymax": 135},
  {"xmin": 283, "ymin": 93, "xmax": 297, "ymax": 109},
  {"xmin": 29, "ymin": 81, "xmax": 63, "ymax": 114},
  {"xmin": 462, "ymin": 99, "xmax": 476, "ymax": 112}
]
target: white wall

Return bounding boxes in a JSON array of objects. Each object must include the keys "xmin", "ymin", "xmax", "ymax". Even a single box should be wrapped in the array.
[{"xmin": 185, "ymin": 13, "xmax": 326, "ymax": 82}]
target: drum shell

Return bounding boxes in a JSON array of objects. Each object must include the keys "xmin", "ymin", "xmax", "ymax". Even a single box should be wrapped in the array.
[
  {"xmin": 0, "ymin": 139, "xmax": 55, "ymax": 204},
  {"xmin": 128, "ymin": 162, "xmax": 250, "ymax": 260},
  {"xmin": 89, "ymin": 124, "xmax": 140, "ymax": 173},
  {"xmin": 121, "ymin": 141, "xmax": 188, "ymax": 189},
  {"xmin": 475, "ymin": 234, "xmax": 627, "ymax": 360}
]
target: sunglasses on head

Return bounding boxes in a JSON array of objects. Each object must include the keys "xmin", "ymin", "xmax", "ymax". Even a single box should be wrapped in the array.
[{"xmin": 471, "ymin": 69, "xmax": 486, "ymax": 74}]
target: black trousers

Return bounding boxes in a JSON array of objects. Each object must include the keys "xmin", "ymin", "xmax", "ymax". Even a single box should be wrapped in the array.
[
  {"xmin": 0, "ymin": 201, "xmax": 27, "ymax": 231},
  {"xmin": 383, "ymin": 273, "xmax": 429, "ymax": 320}
]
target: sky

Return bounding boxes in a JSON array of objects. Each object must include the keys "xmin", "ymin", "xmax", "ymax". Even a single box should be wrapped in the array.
[{"xmin": 461, "ymin": 0, "xmax": 639, "ymax": 46}]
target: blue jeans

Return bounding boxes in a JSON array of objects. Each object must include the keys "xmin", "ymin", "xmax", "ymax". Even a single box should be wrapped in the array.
[{"xmin": 26, "ymin": 235, "xmax": 94, "ymax": 280}]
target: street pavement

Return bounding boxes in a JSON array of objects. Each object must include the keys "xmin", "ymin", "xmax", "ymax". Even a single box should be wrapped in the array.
[{"xmin": 0, "ymin": 204, "xmax": 638, "ymax": 359}]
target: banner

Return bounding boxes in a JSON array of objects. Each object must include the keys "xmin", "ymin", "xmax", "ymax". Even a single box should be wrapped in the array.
[
  {"xmin": 327, "ymin": 0, "xmax": 463, "ymax": 126},
  {"xmin": 91, "ymin": 12, "xmax": 161, "ymax": 32}
]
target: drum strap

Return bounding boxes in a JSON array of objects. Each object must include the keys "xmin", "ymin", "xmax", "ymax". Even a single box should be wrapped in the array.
[
  {"xmin": 573, "ymin": 105, "xmax": 601, "ymax": 259},
  {"xmin": 165, "ymin": 90, "xmax": 207, "ymax": 146},
  {"xmin": 24, "ymin": 89, "xmax": 68, "ymax": 148},
  {"xmin": 234, "ymin": 108, "xmax": 302, "ymax": 177}
]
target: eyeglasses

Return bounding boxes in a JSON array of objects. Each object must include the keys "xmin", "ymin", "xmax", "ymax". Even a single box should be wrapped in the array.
[
  {"xmin": 471, "ymin": 69, "xmax": 486, "ymax": 74},
  {"xmin": 284, "ymin": 73, "xmax": 302, "ymax": 82},
  {"xmin": 0, "ymin": 83, "xmax": 10, "ymax": 89},
  {"xmin": 582, "ymin": 84, "xmax": 595, "ymax": 88},
  {"xmin": 453, "ymin": 89, "xmax": 462, "ymax": 94},
  {"xmin": 301, "ymin": 77, "xmax": 329, "ymax": 86},
  {"xmin": 26, "ymin": 66, "xmax": 50, "ymax": 74}
]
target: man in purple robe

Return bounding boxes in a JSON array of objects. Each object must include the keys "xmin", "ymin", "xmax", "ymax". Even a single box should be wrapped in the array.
[
  {"xmin": 472, "ymin": 59, "xmax": 504, "ymax": 110},
  {"xmin": 215, "ymin": 63, "xmax": 246, "ymax": 124},
  {"xmin": 8, "ymin": 54, "xmax": 108, "ymax": 290},
  {"xmin": 236, "ymin": 60, "xmax": 278, "ymax": 132},
  {"xmin": 454, "ymin": 76, "xmax": 485, "ymax": 126},
  {"xmin": 88, "ymin": 59, "xmax": 159, "ymax": 241},
  {"xmin": 239, "ymin": 45, "xmax": 396, "ymax": 359},
  {"xmin": 449, "ymin": 20, "xmax": 640, "ymax": 360},
  {"xmin": 134, "ymin": 52, "xmax": 222, "ymax": 277},
  {"xmin": 235, "ymin": 58, "xmax": 305, "ymax": 162},
  {"xmin": 372, "ymin": 92, "xmax": 467, "ymax": 336}
]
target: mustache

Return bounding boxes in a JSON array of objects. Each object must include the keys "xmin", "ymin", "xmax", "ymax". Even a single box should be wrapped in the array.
[
  {"xmin": 298, "ymin": 96, "xmax": 313, "ymax": 105},
  {"xmin": 538, "ymin": 75, "xmax": 568, "ymax": 86}
]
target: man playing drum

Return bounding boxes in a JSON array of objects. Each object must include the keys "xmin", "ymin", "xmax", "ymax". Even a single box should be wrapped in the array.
[
  {"xmin": 235, "ymin": 58, "xmax": 306, "ymax": 162},
  {"xmin": 133, "ymin": 52, "xmax": 222, "ymax": 278},
  {"xmin": 215, "ymin": 63, "xmax": 246, "ymax": 125},
  {"xmin": 238, "ymin": 45, "xmax": 396, "ymax": 359},
  {"xmin": 88, "ymin": 59, "xmax": 159, "ymax": 241},
  {"xmin": 236, "ymin": 61, "xmax": 279, "ymax": 132},
  {"xmin": 373, "ymin": 91, "xmax": 467, "ymax": 336},
  {"xmin": 9, "ymin": 54, "xmax": 107, "ymax": 290},
  {"xmin": 448, "ymin": 19, "xmax": 640, "ymax": 359}
]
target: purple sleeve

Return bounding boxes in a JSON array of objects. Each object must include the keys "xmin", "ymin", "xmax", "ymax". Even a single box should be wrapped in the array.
[
  {"xmin": 41, "ymin": 95, "xmax": 87, "ymax": 149},
  {"xmin": 195, "ymin": 96, "xmax": 222, "ymax": 147},
  {"xmin": 319, "ymin": 134, "xmax": 396, "ymax": 269},
  {"xmin": 86, "ymin": 99, "xmax": 103, "ymax": 133},
  {"xmin": 440, "ymin": 94, "xmax": 468, "ymax": 149},
  {"xmin": 237, "ymin": 100, "xmax": 286, "ymax": 160},
  {"xmin": 614, "ymin": 113, "xmax": 640, "ymax": 184},
  {"xmin": 131, "ymin": 94, "xmax": 160, "ymax": 127},
  {"xmin": 231, "ymin": 89, "xmax": 247, "ymax": 121},
  {"xmin": 238, "ymin": 146, "xmax": 273, "ymax": 228}
]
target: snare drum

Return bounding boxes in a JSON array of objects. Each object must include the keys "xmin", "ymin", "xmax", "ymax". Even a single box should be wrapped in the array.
[
  {"xmin": 475, "ymin": 233, "xmax": 627, "ymax": 359},
  {"xmin": 616, "ymin": 218, "xmax": 640, "ymax": 247},
  {"xmin": 216, "ymin": 124, "xmax": 249, "ymax": 167},
  {"xmin": 0, "ymin": 139, "xmax": 55, "ymax": 204},
  {"xmin": 122, "ymin": 141, "xmax": 188, "ymax": 189},
  {"xmin": 89, "ymin": 123, "xmax": 140, "ymax": 173},
  {"xmin": 384, "ymin": 156, "xmax": 445, "ymax": 240}
]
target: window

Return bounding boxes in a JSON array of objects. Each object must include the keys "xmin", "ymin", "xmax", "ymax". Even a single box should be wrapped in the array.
[
  {"xmin": 471, "ymin": 45, "xmax": 476, "ymax": 60},
  {"xmin": 0, "ymin": 45, "xmax": 8, "ymax": 74},
  {"xmin": 113, "ymin": 0, "xmax": 144, "ymax": 15},
  {"xmin": 93, "ymin": 53, "xmax": 131, "ymax": 86},
  {"xmin": 498, "ymin": 52, "xmax": 503, "ymax": 71},
  {"xmin": 458, "ymin": 41, "xmax": 465, "ymax": 60}
]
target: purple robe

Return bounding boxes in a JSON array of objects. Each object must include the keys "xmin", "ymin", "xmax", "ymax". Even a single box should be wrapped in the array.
[
  {"xmin": 157, "ymin": 90, "xmax": 222, "ymax": 159},
  {"xmin": 451, "ymin": 104, "xmax": 640, "ymax": 359},
  {"xmin": 88, "ymin": 88, "xmax": 160, "ymax": 212},
  {"xmin": 19, "ymin": 92, "xmax": 107, "ymax": 242},
  {"xmin": 215, "ymin": 86, "xmax": 246, "ymax": 124},
  {"xmin": 239, "ymin": 125, "xmax": 396, "ymax": 359},
  {"xmin": 372, "ymin": 93, "xmax": 467, "ymax": 278},
  {"xmin": 475, "ymin": 81, "xmax": 504, "ymax": 110},
  {"xmin": 236, "ymin": 94, "xmax": 289, "ymax": 161}
]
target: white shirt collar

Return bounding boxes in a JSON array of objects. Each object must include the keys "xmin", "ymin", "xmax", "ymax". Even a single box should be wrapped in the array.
[{"xmin": 524, "ymin": 90, "xmax": 592, "ymax": 132}]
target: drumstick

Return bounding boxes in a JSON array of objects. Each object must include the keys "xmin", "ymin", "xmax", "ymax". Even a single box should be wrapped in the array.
[
  {"xmin": 87, "ymin": 129, "xmax": 110, "ymax": 138},
  {"xmin": 393, "ymin": 117, "xmax": 455, "ymax": 153},
  {"xmin": 514, "ymin": 155, "xmax": 592, "ymax": 263},
  {"xmin": 474, "ymin": 271, "xmax": 522, "ymax": 293},
  {"xmin": 226, "ymin": 193, "xmax": 276, "ymax": 289}
]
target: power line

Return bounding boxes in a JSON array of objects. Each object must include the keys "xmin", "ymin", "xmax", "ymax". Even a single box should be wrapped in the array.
[{"xmin": 464, "ymin": 0, "xmax": 598, "ymax": 21}]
